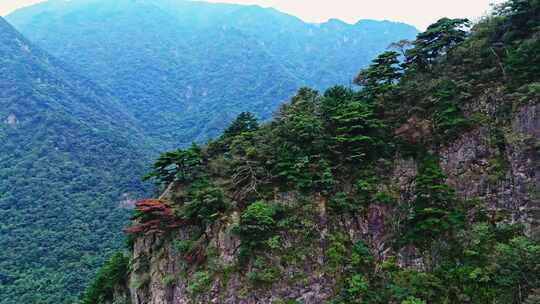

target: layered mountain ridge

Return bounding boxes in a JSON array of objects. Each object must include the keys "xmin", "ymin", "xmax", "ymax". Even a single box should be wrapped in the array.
[{"xmin": 7, "ymin": 0, "xmax": 418, "ymax": 147}]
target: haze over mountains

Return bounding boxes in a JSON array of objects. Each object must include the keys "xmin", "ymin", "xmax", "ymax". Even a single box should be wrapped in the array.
[
  {"xmin": 0, "ymin": 0, "xmax": 417, "ymax": 302},
  {"xmin": 7, "ymin": 0, "xmax": 418, "ymax": 147}
]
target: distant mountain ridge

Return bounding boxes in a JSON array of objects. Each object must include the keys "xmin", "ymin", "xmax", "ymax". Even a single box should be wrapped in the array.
[{"xmin": 7, "ymin": 0, "xmax": 418, "ymax": 147}]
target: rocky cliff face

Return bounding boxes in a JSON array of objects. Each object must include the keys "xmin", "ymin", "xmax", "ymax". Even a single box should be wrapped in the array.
[
  {"xmin": 120, "ymin": 103, "xmax": 538, "ymax": 304},
  {"xmin": 102, "ymin": 4, "xmax": 540, "ymax": 302},
  {"xmin": 440, "ymin": 103, "xmax": 539, "ymax": 238}
]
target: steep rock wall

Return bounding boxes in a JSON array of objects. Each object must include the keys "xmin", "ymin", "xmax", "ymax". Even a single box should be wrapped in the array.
[{"xmin": 120, "ymin": 103, "xmax": 538, "ymax": 304}]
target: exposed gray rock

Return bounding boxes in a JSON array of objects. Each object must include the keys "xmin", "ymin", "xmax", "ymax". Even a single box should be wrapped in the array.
[{"xmin": 121, "ymin": 105, "xmax": 539, "ymax": 304}]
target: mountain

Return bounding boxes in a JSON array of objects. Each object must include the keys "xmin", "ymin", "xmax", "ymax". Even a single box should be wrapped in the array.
[
  {"xmin": 86, "ymin": 1, "xmax": 539, "ymax": 303},
  {"xmin": 0, "ymin": 16, "xmax": 152, "ymax": 304},
  {"xmin": 2, "ymin": 1, "xmax": 419, "ymax": 301},
  {"xmin": 7, "ymin": 0, "xmax": 418, "ymax": 147}
]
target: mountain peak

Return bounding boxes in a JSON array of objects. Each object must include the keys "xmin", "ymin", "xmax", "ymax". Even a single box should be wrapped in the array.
[{"xmin": 325, "ymin": 18, "xmax": 350, "ymax": 25}]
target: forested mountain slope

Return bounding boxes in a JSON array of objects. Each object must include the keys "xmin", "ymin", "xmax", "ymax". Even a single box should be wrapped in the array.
[
  {"xmin": 91, "ymin": 1, "xmax": 539, "ymax": 303},
  {"xmin": 0, "ymin": 17, "xmax": 152, "ymax": 304},
  {"xmin": 7, "ymin": 0, "xmax": 418, "ymax": 147},
  {"xmin": 0, "ymin": 1, "xmax": 418, "ymax": 302}
]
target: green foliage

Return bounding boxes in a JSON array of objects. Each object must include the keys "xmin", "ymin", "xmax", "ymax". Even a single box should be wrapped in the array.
[
  {"xmin": 81, "ymin": 252, "xmax": 130, "ymax": 304},
  {"xmin": 491, "ymin": 237, "xmax": 540, "ymax": 302},
  {"xmin": 179, "ymin": 183, "xmax": 229, "ymax": 227},
  {"xmin": 328, "ymin": 173, "xmax": 391, "ymax": 213},
  {"xmin": 401, "ymin": 297, "xmax": 426, "ymax": 304},
  {"xmin": 173, "ymin": 240, "xmax": 195, "ymax": 254},
  {"xmin": 374, "ymin": 191, "xmax": 396, "ymax": 205},
  {"xmin": 355, "ymin": 175, "xmax": 381, "ymax": 204},
  {"xmin": 331, "ymin": 101, "xmax": 387, "ymax": 161},
  {"xmin": 495, "ymin": 0, "xmax": 540, "ymax": 39},
  {"xmin": 223, "ymin": 112, "xmax": 259, "ymax": 138},
  {"xmin": 144, "ymin": 145, "xmax": 205, "ymax": 186},
  {"xmin": 162, "ymin": 275, "xmax": 176, "ymax": 287},
  {"xmin": 328, "ymin": 192, "xmax": 358, "ymax": 214},
  {"xmin": 317, "ymin": 159, "xmax": 337, "ymax": 194},
  {"xmin": 1, "ymin": 4, "xmax": 418, "ymax": 300},
  {"xmin": 350, "ymin": 241, "xmax": 374, "ymax": 270},
  {"xmin": 354, "ymin": 51, "xmax": 402, "ymax": 99},
  {"xmin": 470, "ymin": 0, "xmax": 540, "ymax": 87},
  {"xmin": 321, "ymin": 85, "xmax": 356, "ymax": 119},
  {"xmin": 431, "ymin": 79, "xmax": 471, "ymax": 141},
  {"xmin": 329, "ymin": 219, "xmax": 540, "ymax": 304},
  {"xmin": 430, "ymin": 223, "xmax": 540, "ymax": 303},
  {"xmin": 270, "ymin": 88, "xmax": 329, "ymax": 190},
  {"xmin": 506, "ymin": 38, "xmax": 540, "ymax": 85},
  {"xmin": 246, "ymin": 257, "xmax": 281, "ymax": 285},
  {"xmin": 405, "ymin": 18, "xmax": 471, "ymax": 70},
  {"xmin": 344, "ymin": 274, "xmax": 370, "ymax": 302},
  {"xmin": 72, "ymin": 1, "xmax": 540, "ymax": 302},
  {"xmin": 187, "ymin": 271, "xmax": 211, "ymax": 295},
  {"xmin": 235, "ymin": 201, "xmax": 278, "ymax": 252},
  {"xmin": 401, "ymin": 155, "xmax": 465, "ymax": 250},
  {"xmin": 326, "ymin": 233, "xmax": 349, "ymax": 271}
]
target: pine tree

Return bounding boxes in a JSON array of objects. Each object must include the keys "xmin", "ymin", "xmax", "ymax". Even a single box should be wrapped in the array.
[
  {"xmin": 331, "ymin": 101, "xmax": 385, "ymax": 162},
  {"xmin": 223, "ymin": 112, "xmax": 259, "ymax": 138},
  {"xmin": 354, "ymin": 51, "xmax": 402, "ymax": 91},
  {"xmin": 405, "ymin": 18, "xmax": 471, "ymax": 70}
]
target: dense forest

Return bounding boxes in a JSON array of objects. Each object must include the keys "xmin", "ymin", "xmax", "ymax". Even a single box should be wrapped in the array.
[
  {"xmin": 7, "ymin": 0, "xmax": 418, "ymax": 148},
  {"xmin": 85, "ymin": 0, "xmax": 539, "ymax": 303},
  {"xmin": 0, "ymin": 1, "xmax": 419, "ymax": 302},
  {"xmin": 0, "ymin": 17, "xmax": 152, "ymax": 303}
]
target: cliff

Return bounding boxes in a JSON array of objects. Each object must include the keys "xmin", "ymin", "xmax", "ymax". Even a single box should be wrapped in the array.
[
  {"xmin": 124, "ymin": 104, "xmax": 538, "ymax": 304},
  {"xmin": 89, "ymin": 1, "xmax": 540, "ymax": 303}
]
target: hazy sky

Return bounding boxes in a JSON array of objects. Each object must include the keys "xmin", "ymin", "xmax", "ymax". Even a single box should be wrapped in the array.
[
  {"xmin": 0, "ymin": 0, "xmax": 44, "ymax": 16},
  {"xmin": 1, "ymin": 0, "xmax": 503, "ymax": 29}
]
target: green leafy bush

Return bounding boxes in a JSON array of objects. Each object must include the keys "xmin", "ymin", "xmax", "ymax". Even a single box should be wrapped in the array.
[
  {"xmin": 162, "ymin": 275, "xmax": 176, "ymax": 287},
  {"xmin": 81, "ymin": 252, "xmax": 130, "ymax": 304},
  {"xmin": 401, "ymin": 297, "xmax": 426, "ymax": 304},
  {"xmin": 246, "ymin": 257, "xmax": 281, "ymax": 285},
  {"xmin": 235, "ymin": 201, "xmax": 278, "ymax": 251},
  {"xmin": 173, "ymin": 240, "xmax": 194, "ymax": 254},
  {"xmin": 328, "ymin": 192, "xmax": 358, "ymax": 214},
  {"xmin": 326, "ymin": 233, "xmax": 349, "ymax": 271},
  {"xmin": 351, "ymin": 241, "xmax": 374, "ymax": 270},
  {"xmin": 179, "ymin": 184, "xmax": 229, "ymax": 227},
  {"xmin": 187, "ymin": 271, "xmax": 211, "ymax": 295}
]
